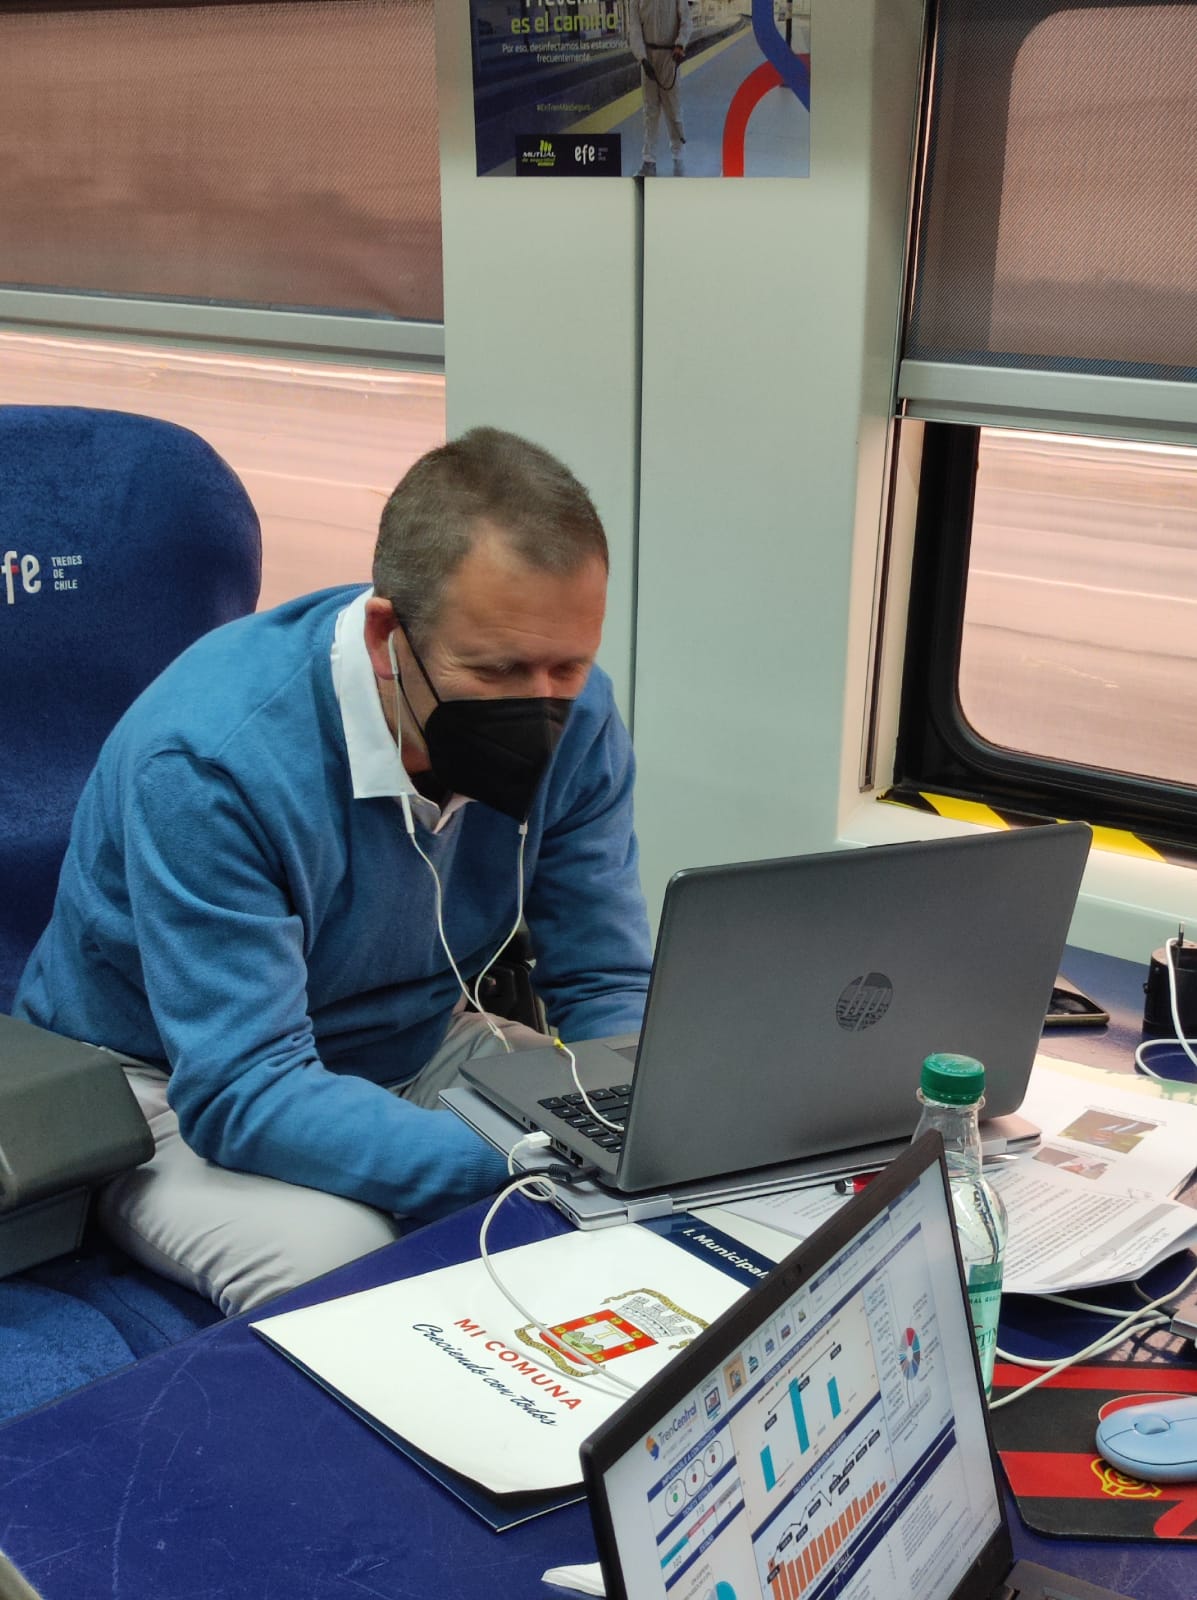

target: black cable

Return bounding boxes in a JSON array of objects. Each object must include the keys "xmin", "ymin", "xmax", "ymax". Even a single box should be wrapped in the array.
[{"xmin": 544, "ymin": 1162, "xmax": 600, "ymax": 1186}]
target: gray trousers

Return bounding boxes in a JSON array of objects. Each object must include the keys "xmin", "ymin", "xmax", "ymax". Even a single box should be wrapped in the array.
[
  {"xmin": 642, "ymin": 50, "xmax": 685, "ymax": 159},
  {"xmin": 98, "ymin": 1010, "xmax": 546, "ymax": 1317}
]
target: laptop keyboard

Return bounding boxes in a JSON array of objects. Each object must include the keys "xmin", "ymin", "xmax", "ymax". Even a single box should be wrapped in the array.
[{"xmin": 538, "ymin": 1085, "xmax": 632, "ymax": 1151}]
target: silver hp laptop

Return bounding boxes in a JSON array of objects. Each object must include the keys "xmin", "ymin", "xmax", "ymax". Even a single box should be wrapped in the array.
[
  {"xmin": 581, "ymin": 1132, "xmax": 1131, "ymax": 1600},
  {"xmin": 462, "ymin": 823, "xmax": 1091, "ymax": 1199}
]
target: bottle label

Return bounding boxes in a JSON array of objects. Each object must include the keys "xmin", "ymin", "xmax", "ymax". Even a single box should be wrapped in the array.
[{"xmin": 967, "ymin": 1260, "xmax": 1003, "ymax": 1392}]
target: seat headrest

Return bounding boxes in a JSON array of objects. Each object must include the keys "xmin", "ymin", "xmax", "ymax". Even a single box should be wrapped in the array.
[{"xmin": 1, "ymin": 405, "xmax": 262, "ymax": 1010}]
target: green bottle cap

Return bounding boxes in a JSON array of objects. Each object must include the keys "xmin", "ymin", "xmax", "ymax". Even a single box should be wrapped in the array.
[{"xmin": 920, "ymin": 1052, "xmax": 986, "ymax": 1104}]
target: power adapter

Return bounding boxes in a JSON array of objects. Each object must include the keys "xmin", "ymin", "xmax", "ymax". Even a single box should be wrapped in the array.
[{"xmin": 1142, "ymin": 934, "xmax": 1197, "ymax": 1036}]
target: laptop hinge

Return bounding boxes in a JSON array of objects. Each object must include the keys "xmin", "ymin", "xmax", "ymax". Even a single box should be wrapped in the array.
[{"xmin": 622, "ymin": 1196, "xmax": 675, "ymax": 1222}]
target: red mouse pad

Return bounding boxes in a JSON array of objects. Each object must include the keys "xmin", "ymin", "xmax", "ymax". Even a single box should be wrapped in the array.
[{"xmin": 990, "ymin": 1359, "xmax": 1197, "ymax": 1540}]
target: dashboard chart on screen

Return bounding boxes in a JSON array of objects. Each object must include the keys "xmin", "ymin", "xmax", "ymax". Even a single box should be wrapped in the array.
[{"xmin": 602, "ymin": 1169, "xmax": 1000, "ymax": 1600}]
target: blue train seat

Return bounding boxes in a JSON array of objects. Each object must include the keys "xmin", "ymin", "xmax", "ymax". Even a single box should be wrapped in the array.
[{"xmin": 0, "ymin": 405, "xmax": 262, "ymax": 1418}]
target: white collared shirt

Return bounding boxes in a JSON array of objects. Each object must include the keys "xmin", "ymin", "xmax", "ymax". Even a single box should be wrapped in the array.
[{"xmin": 329, "ymin": 588, "xmax": 469, "ymax": 835}]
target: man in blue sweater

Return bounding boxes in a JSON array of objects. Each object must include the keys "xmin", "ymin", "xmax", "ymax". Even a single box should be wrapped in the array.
[{"xmin": 16, "ymin": 427, "xmax": 652, "ymax": 1314}]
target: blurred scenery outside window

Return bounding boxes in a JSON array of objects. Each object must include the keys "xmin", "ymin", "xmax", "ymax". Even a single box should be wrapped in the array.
[
  {"xmin": 0, "ymin": 333, "xmax": 447, "ymax": 609},
  {"xmin": 960, "ymin": 430, "xmax": 1197, "ymax": 788}
]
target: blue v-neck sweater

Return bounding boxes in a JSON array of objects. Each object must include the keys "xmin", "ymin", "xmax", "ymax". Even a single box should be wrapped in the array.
[{"xmin": 16, "ymin": 587, "xmax": 652, "ymax": 1221}]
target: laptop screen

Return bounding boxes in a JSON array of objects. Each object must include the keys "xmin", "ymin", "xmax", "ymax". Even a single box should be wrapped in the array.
[{"xmin": 591, "ymin": 1155, "xmax": 1005, "ymax": 1598}]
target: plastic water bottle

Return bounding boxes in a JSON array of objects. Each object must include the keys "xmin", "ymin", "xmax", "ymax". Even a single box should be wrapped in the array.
[{"xmin": 912, "ymin": 1052, "xmax": 1008, "ymax": 1396}]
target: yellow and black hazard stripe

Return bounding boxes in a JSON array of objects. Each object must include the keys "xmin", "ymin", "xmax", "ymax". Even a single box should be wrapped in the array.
[{"xmin": 878, "ymin": 787, "xmax": 1197, "ymax": 869}]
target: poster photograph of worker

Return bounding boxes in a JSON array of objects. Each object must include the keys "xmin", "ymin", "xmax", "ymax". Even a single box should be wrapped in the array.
[{"xmin": 470, "ymin": 0, "xmax": 811, "ymax": 178}]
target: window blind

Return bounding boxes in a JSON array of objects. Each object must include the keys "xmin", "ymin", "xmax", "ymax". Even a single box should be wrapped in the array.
[
  {"xmin": 0, "ymin": 1, "xmax": 443, "ymax": 325},
  {"xmin": 900, "ymin": 0, "xmax": 1197, "ymax": 440}
]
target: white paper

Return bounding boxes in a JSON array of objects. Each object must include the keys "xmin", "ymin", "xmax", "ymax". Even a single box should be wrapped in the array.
[
  {"xmin": 988, "ymin": 1156, "xmax": 1197, "ymax": 1294},
  {"xmin": 710, "ymin": 1056, "xmax": 1197, "ymax": 1297},
  {"xmin": 981, "ymin": 1054, "xmax": 1197, "ymax": 1294},
  {"xmin": 1023, "ymin": 1052, "xmax": 1197, "ymax": 1199},
  {"xmin": 542, "ymin": 1563, "xmax": 605, "ymax": 1595},
  {"xmin": 252, "ymin": 1223, "xmax": 746, "ymax": 1497},
  {"xmin": 698, "ymin": 1183, "xmax": 851, "ymax": 1250}
]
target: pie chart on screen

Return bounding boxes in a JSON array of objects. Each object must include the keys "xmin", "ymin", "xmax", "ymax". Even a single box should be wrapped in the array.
[{"xmin": 899, "ymin": 1327, "xmax": 921, "ymax": 1380}]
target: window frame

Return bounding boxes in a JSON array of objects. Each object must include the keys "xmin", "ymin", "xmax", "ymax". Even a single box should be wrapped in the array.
[
  {"xmin": 894, "ymin": 420, "xmax": 1197, "ymax": 849},
  {"xmin": 0, "ymin": 291, "xmax": 443, "ymax": 367}
]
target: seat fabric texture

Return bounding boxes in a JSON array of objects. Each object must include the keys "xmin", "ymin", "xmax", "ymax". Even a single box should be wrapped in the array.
[
  {"xmin": 1, "ymin": 404, "xmax": 262, "ymax": 1009},
  {"xmin": 0, "ymin": 405, "xmax": 261, "ymax": 1416}
]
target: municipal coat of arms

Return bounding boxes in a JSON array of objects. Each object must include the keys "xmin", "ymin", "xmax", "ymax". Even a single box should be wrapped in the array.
[{"xmin": 516, "ymin": 1287, "xmax": 709, "ymax": 1375}]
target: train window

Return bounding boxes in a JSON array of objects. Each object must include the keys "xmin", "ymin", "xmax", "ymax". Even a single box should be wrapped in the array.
[
  {"xmin": 0, "ymin": 330, "xmax": 447, "ymax": 610},
  {"xmin": 891, "ymin": 0, "xmax": 1197, "ymax": 849},
  {"xmin": 0, "ymin": 0, "xmax": 442, "ymax": 348},
  {"xmin": 894, "ymin": 421, "xmax": 1197, "ymax": 848},
  {"xmin": 961, "ymin": 430, "xmax": 1197, "ymax": 791}
]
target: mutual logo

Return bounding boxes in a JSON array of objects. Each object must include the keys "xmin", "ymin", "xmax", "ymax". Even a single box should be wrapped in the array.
[
  {"xmin": 2, "ymin": 549, "xmax": 83, "ymax": 604},
  {"xmin": 645, "ymin": 1434, "xmax": 660, "ymax": 1459},
  {"xmin": 517, "ymin": 136, "xmax": 558, "ymax": 171},
  {"xmin": 835, "ymin": 972, "xmax": 894, "ymax": 1032}
]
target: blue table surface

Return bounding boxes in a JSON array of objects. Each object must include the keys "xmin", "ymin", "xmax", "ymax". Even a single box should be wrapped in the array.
[{"xmin": 0, "ymin": 947, "xmax": 1194, "ymax": 1599}]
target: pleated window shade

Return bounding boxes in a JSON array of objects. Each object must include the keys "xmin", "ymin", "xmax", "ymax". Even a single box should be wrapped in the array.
[
  {"xmin": 0, "ymin": 0, "xmax": 442, "ymax": 323},
  {"xmin": 902, "ymin": 1, "xmax": 1197, "ymax": 433}
]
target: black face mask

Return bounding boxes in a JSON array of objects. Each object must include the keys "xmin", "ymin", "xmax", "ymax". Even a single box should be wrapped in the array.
[{"xmin": 395, "ymin": 629, "xmax": 572, "ymax": 821}]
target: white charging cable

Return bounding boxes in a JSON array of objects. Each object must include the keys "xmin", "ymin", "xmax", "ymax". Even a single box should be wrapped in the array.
[
  {"xmin": 990, "ymin": 1257, "xmax": 1197, "ymax": 1411},
  {"xmin": 1135, "ymin": 932, "xmax": 1197, "ymax": 1082},
  {"xmin": 508, "ymin": 1130, "xmax": 553, "ymax": 1176},
  {"xmin": 477, "ymin": 1173, "xmax": 638, "ymax": 1397}
]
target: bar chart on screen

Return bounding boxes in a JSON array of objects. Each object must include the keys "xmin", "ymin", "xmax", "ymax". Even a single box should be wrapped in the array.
[
  {"xmin": 717, "ymin": 1284, "xmax": 892, "ymax": 1598},
  {"xmin": 764, "ymin": 1477, "xmax": 888, "ymax": 1599},
  {"xmin": 736, "ymin": 1292, "xmax": 878, "ymax": 1527}
]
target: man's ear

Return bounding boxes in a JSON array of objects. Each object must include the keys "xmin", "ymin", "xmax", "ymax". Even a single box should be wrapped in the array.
[{"xmin": 363, "ymin": 595, "xmax": 400, "ymax": 682}]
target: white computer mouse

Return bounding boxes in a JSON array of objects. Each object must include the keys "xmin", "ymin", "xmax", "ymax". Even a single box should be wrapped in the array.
[{"xmin": 1095, "ymin": 1395, "xmax": 1197, "ymax": 1482}]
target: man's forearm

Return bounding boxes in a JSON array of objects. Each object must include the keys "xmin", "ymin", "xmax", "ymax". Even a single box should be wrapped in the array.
[{"xmin": 173, "ymin": 1057, "xmax": 507, "ymax": 1220}]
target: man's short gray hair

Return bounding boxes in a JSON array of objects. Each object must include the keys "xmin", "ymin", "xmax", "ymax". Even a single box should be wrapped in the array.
[{"xmin": 372, "ymin": 427, "xmax": 609, "ymax": 644}]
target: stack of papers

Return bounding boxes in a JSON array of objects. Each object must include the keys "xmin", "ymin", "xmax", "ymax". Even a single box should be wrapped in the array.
[
  {"xmin": 708, "ymin": 1056, "xmax": 1197, "ymax": 1298},
  {"xmin": 986, "ymin": 1056, "xmax": 1197, "ymax": 1294}
]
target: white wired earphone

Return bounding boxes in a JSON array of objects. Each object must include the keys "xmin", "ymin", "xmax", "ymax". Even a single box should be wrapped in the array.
[
  {"xmin": 387, "ymin": 632, "xmax": 625, "ymax": 1126},
  {"xmin": 1135, "ymin": 929, "xmax": 1197, "ymax": 1082},
  {"xmin": 389, "ymin": 637, "xmax": 635, "ymax": 1397},
  {"xmin": 387, "ymin": 632, "xmax": 527, "ymax": 1054},
  {"xmin": 398, "ymin": 784, "xmax": 526, "ymax": 1055}
]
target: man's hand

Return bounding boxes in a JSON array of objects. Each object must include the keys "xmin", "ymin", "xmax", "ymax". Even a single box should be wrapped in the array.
[{"xmin": 672, "ymin": 44, "xmax": 685, "ymax": 61}]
